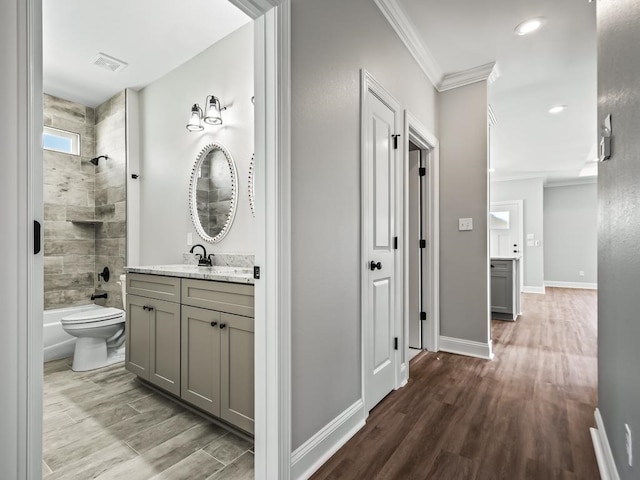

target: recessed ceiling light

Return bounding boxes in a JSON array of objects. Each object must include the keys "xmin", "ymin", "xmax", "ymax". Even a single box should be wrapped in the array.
[
  {"xmin": 514, "ymin": 17, "xmax": 546, "ymax": 36},
  {"xmin": 549, "ymin": 105, "xmax": 567, "ymax": 114}
]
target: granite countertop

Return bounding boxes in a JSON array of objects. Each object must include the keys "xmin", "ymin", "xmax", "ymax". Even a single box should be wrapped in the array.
[{"xmin": 125, "ymin": 264, "xmax": 254, "ymax": 285}]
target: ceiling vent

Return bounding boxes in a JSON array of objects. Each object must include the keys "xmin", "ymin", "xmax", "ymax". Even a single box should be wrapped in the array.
[{"xmin": 91, "ymin": 53, "xmax": 128, "ymax": 73}]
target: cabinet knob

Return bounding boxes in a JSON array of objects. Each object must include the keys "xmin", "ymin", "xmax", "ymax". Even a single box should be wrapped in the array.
[
  {"xmin": 210, "ymin": 321, "xmax": 218, "ymax": 327},
  {"xmin": 142, "ymin": 305, "xmax": 154, "ymax": 311},
  {"xmin": 219, "ymin": 323, "xmax": 227, "ymax": 329}
]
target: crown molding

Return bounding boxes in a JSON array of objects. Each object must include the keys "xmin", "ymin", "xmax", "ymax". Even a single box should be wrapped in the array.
[
  {"xmin": 374, "ymin": 0, "xmax": 499, "ymax": 92},
  {"xmin": 439, "ymin": 62, "xmax": 498, "ymax": 92},
  {"xmin": 373, "ymin": 0, "xmax": 443, "ymax": 87},
  {"xmin": 544, "ymin": 177, "xmax": 597, "ymax": 188}
]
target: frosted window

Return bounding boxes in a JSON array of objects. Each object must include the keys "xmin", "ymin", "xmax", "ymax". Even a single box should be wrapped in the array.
[{"xmin": 43, "ymin": 126, "xmax": 80, "ymax": 155}]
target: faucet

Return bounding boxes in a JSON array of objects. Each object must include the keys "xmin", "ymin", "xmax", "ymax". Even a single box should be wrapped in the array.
[{"xmin": 190, "ymin": 244, "xmax": 212, "ymax": 266}]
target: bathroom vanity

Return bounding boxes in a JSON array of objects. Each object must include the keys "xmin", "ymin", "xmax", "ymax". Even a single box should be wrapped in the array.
[
  {"xmin": 124, "ymin": 265, "xmax": 254, "ymax": 434},
  {"xmin": 490, "ymin": 257, "xmax": 521, "ymax": 321}
]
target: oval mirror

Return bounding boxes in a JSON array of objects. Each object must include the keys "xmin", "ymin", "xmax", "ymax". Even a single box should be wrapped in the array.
[{"xmin": 189, "ymin": 143, "xmax": 238, "ymax": 243}]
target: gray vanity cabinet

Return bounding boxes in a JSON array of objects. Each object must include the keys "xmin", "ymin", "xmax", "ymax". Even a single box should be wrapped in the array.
[
  {"xmin": 490, "ymin": 259, "xmax": 520, "ymax": 321},
  {"xmin": 125, "ymin": 274, "xmax": 181, "ymax": 396},
  {"xmin": 181, "ymin": 278, "xmax": 255, "ymax": 434}
]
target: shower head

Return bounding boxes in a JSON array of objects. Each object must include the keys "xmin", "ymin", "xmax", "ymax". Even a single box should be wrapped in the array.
[{"xmin": 90, "ymin": 155, "xmax": 108, "ymax": 166}]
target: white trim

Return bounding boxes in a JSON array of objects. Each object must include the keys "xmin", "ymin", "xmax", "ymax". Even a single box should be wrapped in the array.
[
  {"xmin": 439, "ymin": 62, "xmax": 498, "ymax": 92},
  {"xmin": 403, "ymin": 112, "xmax": 440, "ymax": 359},
  {"xmin": 290, "ymin": 400, "xmax": 365, "ymax": 480},
  {"xmin": 523, "ymin": 286, "xmax": 546, "ymax": 294},
  {"xmin": 544, "ymin": 178, "xmax": 598, "ymax": 188},
  {"xmin": 591, "ymin": 409, "xmax": 621, "ymax": 480},
  {"xmin": 227, "ymin": 0, "xmax": 281, "ymax": 19},
  {"xmin": 544, "ymin": 281, "xmax": 597, "ymax": 290},
  {"xmin": 125, "ymin": 89, "xmax": 141, "ymax": 266},
  {"xmin": 253, "ymin": 2, "xmax": 291, "ymax": 479},
  {"xmin": 439, "ymin": 336, "xmax": 494, "ymax": 360},
  {"xmin": 372, "ymin": 0, "xmax": 442, "ymax": 87},
  {"xmin": 490, "ymin": 174, "xmax": 546, "ymax": 183},
  {"xmin": 487, "ymin": 104, "xmax": 497, "ymax": 126},
  {"xmin": 360, "ymin": 69, "xmax": 403, "ymax": 412}
]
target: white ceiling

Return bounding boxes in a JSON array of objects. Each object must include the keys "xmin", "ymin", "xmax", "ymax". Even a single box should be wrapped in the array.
[
  {"xmin": 398, "ymin": 0, "xmax": 597, "ymax": 183},
  {"xmin": 43, "ymin": 0, "xmax": 250, "ymax": 108}
]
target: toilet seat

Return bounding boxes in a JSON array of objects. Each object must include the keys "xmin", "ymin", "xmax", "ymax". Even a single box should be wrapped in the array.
[{"xmin": 61, "ymin": 307, "xmax": 125, "ymax": 327}]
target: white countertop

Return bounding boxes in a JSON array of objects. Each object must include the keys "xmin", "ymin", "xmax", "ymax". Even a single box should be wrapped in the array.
[
  {"xmin": 125, "ymin": 264, "xmax": 254, "ymax": 284},
  {"xmin": 491, "ymin": 256, "xmax": 522, "ymax": 261}
]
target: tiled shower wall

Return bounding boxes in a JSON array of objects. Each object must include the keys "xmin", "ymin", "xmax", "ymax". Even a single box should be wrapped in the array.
[
  {"xmin": 43, "ymin": 93, "xmax": 126, "ymax": 310},
  {"xmin": 95, "ymin": 91, "xmax": 127, "ymax": 309}
]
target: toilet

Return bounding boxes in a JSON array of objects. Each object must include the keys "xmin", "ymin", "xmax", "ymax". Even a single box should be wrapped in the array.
[{"xmin": 61, "ymin": 274, "xmax": 127, "ymax": 372}]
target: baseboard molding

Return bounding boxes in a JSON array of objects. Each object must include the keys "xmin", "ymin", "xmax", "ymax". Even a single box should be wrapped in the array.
[
  {"xmin": 591, "ymin": 408, "xmax": 620, "ymax": 480},
  {"xmin": 523, "ymin": 285, "xmax": 545, "ymax": 294},
  {"xmin": 439, "ymin": 336, "xmax": 493, "ymax": 360},
  {"xmin": 291, "ymin": 400, "xmax": 365, "ymax": 480},
  {"xmin": 544, "ymin": 281, "xmax": 598, "ymax": 290}
]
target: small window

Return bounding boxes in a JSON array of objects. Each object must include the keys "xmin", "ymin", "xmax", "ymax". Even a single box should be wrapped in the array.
[{"xmin": 43, "ymin": 126, "xmax": 80, "ymax": 155}]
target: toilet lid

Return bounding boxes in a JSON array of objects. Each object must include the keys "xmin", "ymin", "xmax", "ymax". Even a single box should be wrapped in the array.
[{"xmin": 61, "ymin": 307, "xmax": 125, "ymax": 325}]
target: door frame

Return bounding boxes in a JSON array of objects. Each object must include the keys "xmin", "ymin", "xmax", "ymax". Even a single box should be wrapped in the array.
[
  {"xmin": 490, "ymin": 199, "xmax": 524, "ymax": 293},
  {"xmin": 360, "ymin": 69, "xmax": 403, "ymax": 413},
  {"xmin": 16, "ymin": 0, "xmax": 292, "ymax": 479},
  {"xmin": 401, "ymin": 112, "xmax": 439, "ymax": 385}
]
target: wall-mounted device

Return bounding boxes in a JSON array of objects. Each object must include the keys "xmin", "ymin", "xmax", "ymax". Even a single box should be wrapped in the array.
[{"xmin": 599, "ymin": 114, "xmax": 612, "ymax": 162}]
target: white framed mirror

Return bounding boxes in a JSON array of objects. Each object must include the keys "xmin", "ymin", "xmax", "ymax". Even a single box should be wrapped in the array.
[{"xmin": 188, "ymin": 143, "xmax": 238, "ymax": 243}]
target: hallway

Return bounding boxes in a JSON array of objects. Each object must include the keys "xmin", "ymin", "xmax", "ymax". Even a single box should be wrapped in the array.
[{"xmin": 312, "ymin": 288, "xmax": 598, "ymax": 479}]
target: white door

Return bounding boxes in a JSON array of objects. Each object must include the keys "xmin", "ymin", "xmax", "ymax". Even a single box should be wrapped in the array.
[
  {"xmin": 363, "ymin": 79, "xmax": 399, "ymax": 411},
  {"xmin": 490, "ymin": 201, "xmax": 522, "ymax": 258}
]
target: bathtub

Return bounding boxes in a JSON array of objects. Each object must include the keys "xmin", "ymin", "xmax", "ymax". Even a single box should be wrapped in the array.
[{"xmin": 43, "ymin": 304, "xmax": 105, "ymax": 362}]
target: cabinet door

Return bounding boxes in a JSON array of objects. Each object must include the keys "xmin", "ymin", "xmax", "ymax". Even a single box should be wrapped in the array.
[
  {"xmin": 181, "ymin": 306, "xmax": 221, "ymax": 416},
  {"xmin": 220, "ymin": 312, "xmax": 254, "ymax": 433},
  {"xmin": 491, "ymin": 270, "xmax": 513, "ymax": 314},
  {"xmin": 125, "ymin": 294, "xmax": 151, "ymax": 380},
  {"xmin": 148, "ymin": 298, "xmax": 181, "ymax": 396}
]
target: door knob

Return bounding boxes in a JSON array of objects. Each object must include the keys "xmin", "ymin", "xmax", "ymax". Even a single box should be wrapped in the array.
[
  {"xmin": 210, "ymin": 321, "xmax": 218, "ymax": 327},
  {"xmin": 219, "ymin": 323, "xmax": 227, "ymax": 329},
  {"xmin": 369, "ymin": 261, "xmax": 382, "ymax": 271}
]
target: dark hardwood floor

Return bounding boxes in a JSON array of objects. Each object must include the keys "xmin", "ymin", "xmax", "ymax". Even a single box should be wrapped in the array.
[{"xmin": 311, "ymin": 288, "xmax": 599, "ymax": 480}]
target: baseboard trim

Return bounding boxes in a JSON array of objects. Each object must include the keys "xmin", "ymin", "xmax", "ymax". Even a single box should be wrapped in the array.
[
  {"xmin": 439, "ymin": 336, "xmax": 493, "ymax": 360},
  {"xmin": 290, "ymin": 400, "xmax": 365, "ymax": 480},
  {"xmin": 523, "ymin": 285, "xmax": 545, "ymax": 294},
  {"xmin": 591, "ymin": 408, "xmax": 620, "ymax": 480},
  {"xmin": 544, "ymin": 281, "xmax": 598, "ymax": 290}
]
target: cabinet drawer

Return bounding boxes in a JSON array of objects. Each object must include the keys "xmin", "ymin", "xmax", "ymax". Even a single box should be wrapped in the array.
[
  {"xmin": 182, "ymin": 279, "xmax": 254, "ymax": 317},
  {"xmin": 490, "ymin": 260, "xmax": 512, "ymax": 272},
  {"xmin": 127, "ymin": 273, "xmax": 181, "ymax": 303}
]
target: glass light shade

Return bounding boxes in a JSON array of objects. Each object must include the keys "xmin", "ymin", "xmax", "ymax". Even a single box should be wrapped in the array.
[
  {"xmin": 203, "ymin": 95, "xmax": 223, "ymax": 125},
  {"xmin": 186, "ymin": 104, "xmax": 204, "ymax": 132}
]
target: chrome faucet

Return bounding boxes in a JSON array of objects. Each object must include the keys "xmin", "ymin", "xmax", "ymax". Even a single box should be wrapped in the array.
[{"xmin": 190, "ymin": 244, "xmax": 212, "ymax": 266}]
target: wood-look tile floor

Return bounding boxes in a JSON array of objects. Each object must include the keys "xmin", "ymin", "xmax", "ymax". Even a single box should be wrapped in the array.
[
  {"xmin": 312, "ymin": 288, "xmax": 599, "ymax": 480},
  {"xmin": 43, "ymin": 359, "xmax": 254, "ymax": 480}
]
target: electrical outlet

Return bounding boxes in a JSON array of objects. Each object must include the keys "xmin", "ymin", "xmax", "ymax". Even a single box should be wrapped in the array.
[
  {"xmin": 579, "ymin": 270, "xmax": 585, "ymax": 277},
  {"xmin": 626, "ymin": 424, "xmax": 633, "ymax": 467},
  {"xmin": 458, "ymin": 218, "xmax": 473, "ymax": 231}
]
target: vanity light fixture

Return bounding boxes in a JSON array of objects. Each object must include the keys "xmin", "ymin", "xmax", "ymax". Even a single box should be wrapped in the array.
[
  {"xmin": 203, "ymin": 95, "xmax": 226, "ymax": 125},
  {"xmin": 186, "ymin": 104, "xmax": 204, "ymax": 132},
  {"xmin": 186, "ymin": 95, "xmax": 228, "ymax": 132},
  {"xmin": 514, "ymin": 17, "xmax": 546, "ymax": 36}
]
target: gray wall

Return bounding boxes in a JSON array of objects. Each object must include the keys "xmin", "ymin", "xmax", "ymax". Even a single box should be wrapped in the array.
[
  {"xmin": 491, "ymin": 178, "xmax": 545, "ymax": 290},
  {"xmin": 543, "ymin": 183, "xmax": 597, "ymax": 285},
  {"xmin": 597, "ymin": 0, "xmax": 640, "ymax": 477},
  {"xmin": 138, "ymin": 23, "xmax": 254, "ymax": 265},
  {"xmin": 438, "ymin": 81, "xmax": 489, "ymax": 344},
  {"xmin": 290, "ymin": 0, "xmax": 438, "ymax": 450}
]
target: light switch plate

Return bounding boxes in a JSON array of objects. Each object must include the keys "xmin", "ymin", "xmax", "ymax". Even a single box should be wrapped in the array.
[
  {"xmin": 527, "ymin": 233, "xmax": 535, "ymax": 240},
  {"xmin": 459, "ymin": 218, "xmax": 473, "ymax": 231},
  {"xmin": 187, "ymin": 232, "xmax": 193, "ymax": 246},
  {"xmin": 527, "ymin": 240, "xmax": 535, "ymax": 247}
]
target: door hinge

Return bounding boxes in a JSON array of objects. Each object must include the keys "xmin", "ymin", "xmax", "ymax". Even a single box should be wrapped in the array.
[
  {"xmin": 420, "ymin": 311, "xmax": 427, "ymax": 321},
  {"xmin": 419, "ymin": 167, "xmax": 426, "ymax": 176},
  {"xmin": 419, "ymin": 239, "xmax": 426, "ymax": 249},
  {"xmin": 393, "ymin": 236, "xmax": 398, "ymax": 250},
  {"xmin": 392, "ymin": 134, "xmax": 400, "ymax": 150},
  {"xmin": 394, "ymin": 337, "xmax": 398, "ymax": 350},
  {"xmin": 253, "ymin": 266, "xmax": 261, "ymax": 279}
]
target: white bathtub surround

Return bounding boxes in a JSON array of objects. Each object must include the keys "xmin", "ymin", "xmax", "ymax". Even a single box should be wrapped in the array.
[{"xmin": 126, "ymin": 264, "xmax": 254, "ymax": 284}]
